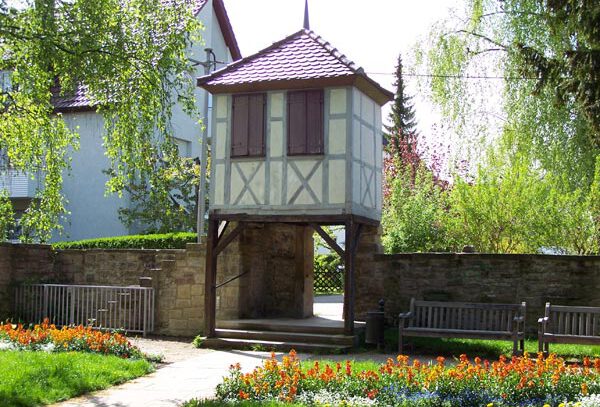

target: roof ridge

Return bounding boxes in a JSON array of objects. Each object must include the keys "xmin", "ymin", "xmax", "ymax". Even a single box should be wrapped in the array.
[{"xmin": 303, "ymin": 29, "xmax": 361, "ymax": 73}]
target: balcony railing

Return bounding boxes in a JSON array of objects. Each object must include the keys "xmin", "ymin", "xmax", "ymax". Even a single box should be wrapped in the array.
[{"xmin": 0, "ymin": 169, "xmax": 40, "ymax": 198}]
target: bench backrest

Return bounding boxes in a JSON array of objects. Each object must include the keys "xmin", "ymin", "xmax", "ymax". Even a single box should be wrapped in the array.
[
  {"xmin": 544, "ymin": 303, "xmax": 600, "ymax": 337},
  {"xmin": 408, "ymin": 299, "xmax": 526, "ymax": 332}
]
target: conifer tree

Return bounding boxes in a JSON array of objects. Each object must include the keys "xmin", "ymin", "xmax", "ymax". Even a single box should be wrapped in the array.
[{"xmin": 386, "ymin": 53, "xmax": 418, "ymax": 149}]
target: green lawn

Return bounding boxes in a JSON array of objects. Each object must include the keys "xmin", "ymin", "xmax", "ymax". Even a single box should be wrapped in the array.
[
  {"xmin": 385, "ymin": 329, "xmax": 600, "ymax": 359},
  {"xmin": 0, "ymin": 350, "xmax": 153, "ymax": 407}
]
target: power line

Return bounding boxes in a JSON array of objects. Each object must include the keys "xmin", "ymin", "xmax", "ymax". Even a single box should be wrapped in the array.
[{"xmin": 367, "ymin": 72, "xmax": 539, "ymax": 81}]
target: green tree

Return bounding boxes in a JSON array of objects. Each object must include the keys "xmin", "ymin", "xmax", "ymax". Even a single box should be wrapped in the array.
[
  {"xmin": 419, "ymin": 0, "xmax": 599, "ymax": 188},
  {"xmin": 0, "ymin": 190, "xmax": 14, "ymax": 241},
  {"xmin": 383, "ymin": 163, "xmax": 448, "ymax": 253},
  {"xmin": 446, "ymin": 136, "xmax": 598, "ymax": 254},
  {"xmin": 0, "ymin": 0, "xmax": 202, "ymax": 242},
  {"xmin": 382, "ymin": 134, "xmax": 449, "ymax": 253},
  {"xmin": 117, "ymin": 156, "xmax": 200, "ymax": 234},
  {"xmin": 386, "ymin": 54, "xmax": 418, "ymax": 148}
]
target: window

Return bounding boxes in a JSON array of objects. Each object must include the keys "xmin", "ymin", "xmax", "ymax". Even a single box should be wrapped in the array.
[
  {"xmin": 0, "ymin": 71, "xmax": 11, "ymax": 93},
  {"xmin": 287, "ymin": 90, "xmax": 324, "ymax": 155},
  {"xmin": 173, "ymin": 137, "xmax": 191, "ymax": 158},
  {"xmin": 231, "ymin": 93, "xmax": 266, "ymax": 157}
]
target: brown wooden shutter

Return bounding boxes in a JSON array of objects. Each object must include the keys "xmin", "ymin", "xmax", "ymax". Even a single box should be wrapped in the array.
[
  {"xmin": 247, "ymin": 94, "xmax": 265, "ymax": 156},
  {"xmin": 231, "ymin": 95, "xmax": 249, "ymax": 157},
  {"xmin": 287, "ymin": 91, "xmax": 307, "ymax": 155},
  {"xmin": 306, "ymin": 90, "xmax": 324, "ymax": 154}
]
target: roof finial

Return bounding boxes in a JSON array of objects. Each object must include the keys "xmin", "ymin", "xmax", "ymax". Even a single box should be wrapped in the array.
[{"xmin": 303, "ymin": 0, "xmax": 310, "ymax": 30}]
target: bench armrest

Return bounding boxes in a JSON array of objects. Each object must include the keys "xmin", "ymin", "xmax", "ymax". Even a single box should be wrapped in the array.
[
  {"xmin": 512, "ymin": 315, "xmax": 525, "ymax": 333},
  {"xmin": 398, "ymin": 312, "xmax": 412, "ymax": 329},
  {"xmin": 538, "ymin": 316, "xmax": 549, "ymax": 338}
]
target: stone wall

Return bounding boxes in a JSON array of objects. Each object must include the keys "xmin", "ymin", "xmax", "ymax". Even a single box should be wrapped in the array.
[
  {"xmin": 0, "ymin": 241, "xmax": 241, "ymax": 336},
  {"xmin": 0, "ymin": 223, "xmax": 313, "ymax": 336},
  {"xmin": 4, "ymin": 227, "xmax": 600, "ymax": 338},
  {"xmin": 356, "ymin": 251, "xmax": 600, "ymax": 333}
]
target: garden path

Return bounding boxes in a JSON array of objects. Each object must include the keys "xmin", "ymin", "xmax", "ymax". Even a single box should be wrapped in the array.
[{"xmin": 53, "ymin": 348, "xmax": 277, "ymax": 407}]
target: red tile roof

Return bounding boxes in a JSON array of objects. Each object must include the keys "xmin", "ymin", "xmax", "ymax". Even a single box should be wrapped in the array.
[
  {"xmin": 51, "ymin": 85, "xmax": 91, "ymax": 112},
  {"xmin": 192, "ymin": 0, "xmax": 209, "ymax": 15},
  {"xmin": 197, "ymin": 29, "xmax": 393, "ymax": 105}
]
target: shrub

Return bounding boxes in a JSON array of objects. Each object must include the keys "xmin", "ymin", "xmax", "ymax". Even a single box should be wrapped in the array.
[{"xmin": 52, "ymin": 232, "xmax": 197, "ymax": 250}]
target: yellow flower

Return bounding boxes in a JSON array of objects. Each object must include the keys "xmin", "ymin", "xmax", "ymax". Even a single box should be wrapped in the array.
[{"xmin": 487, "ymin": 403, "xmax": 494, "ymax": 407}]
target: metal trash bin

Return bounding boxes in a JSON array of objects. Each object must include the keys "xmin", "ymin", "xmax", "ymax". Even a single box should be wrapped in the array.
[{"xmin": 365, "ymin": 299, "xmax": 385, "ymax": 350}]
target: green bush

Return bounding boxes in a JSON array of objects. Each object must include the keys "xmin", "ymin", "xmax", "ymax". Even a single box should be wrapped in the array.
[{"xmin": 52, "ymin": 232, "xmax": 197, "ymax": 250}]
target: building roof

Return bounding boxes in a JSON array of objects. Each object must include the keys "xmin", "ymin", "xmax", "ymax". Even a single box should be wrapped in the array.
[
  {"xmin": 197, "ymin": 29, "xmax": 393, "ymax": 106},
  {"xmin": 54, "ymin": 0, "xmax": 241, "ymax": 112}
]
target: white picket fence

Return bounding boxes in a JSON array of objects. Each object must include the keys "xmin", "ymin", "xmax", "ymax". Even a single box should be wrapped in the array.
[{"xmin": 14, "ymin": 284, "xmax": 155, "ymax": 336}]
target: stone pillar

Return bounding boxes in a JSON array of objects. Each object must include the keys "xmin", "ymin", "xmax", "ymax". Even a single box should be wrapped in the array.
[
  {"xmin": 237, "ymin": 223, "xmax": 314, "ymax": 319},
  {"xmin": 355, "ymin": 224, "xmax": 385, "ymax": 320}
]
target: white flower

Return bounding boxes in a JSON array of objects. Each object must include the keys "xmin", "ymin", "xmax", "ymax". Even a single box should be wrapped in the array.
[
  {"xmin": 578, "ymin": 394, "xmax": 600, "ymax": 407},
  {"xmin": 0, "ymin": 340, "xmax": 16, "ymax": 351},
  {"xmin": 39, "ymin": 342, "xmax": 56, "ymax": 353}
]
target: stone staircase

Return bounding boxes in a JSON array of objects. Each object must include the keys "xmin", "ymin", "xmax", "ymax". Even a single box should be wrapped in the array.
[{"xmin": 202, "ymin": 319, "xmax": 365, "ymax": 353}]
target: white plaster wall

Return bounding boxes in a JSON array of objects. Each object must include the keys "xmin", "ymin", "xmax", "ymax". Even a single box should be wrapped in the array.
[
  {"xmin": 59, "ymin": 112, "xmax": 130, "ymax": 241},
  {"xmin": 350, "ymin": 88, "xmax": 383, "ymax": 220},
  {"xmin": 209, "ymin": 88, "xmax": 351, "ymax": 215}
]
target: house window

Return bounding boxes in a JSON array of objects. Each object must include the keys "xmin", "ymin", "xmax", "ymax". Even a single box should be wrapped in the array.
[
  {"xmin": 287, "ymin": 90, "xmax": 324, "ymax": 155},
  {"xmin": 231, "ymin": 93, "xmax": 266, "ymax": 157},
  {"xmin": 173, "ymin": 137, "xmax": 191, "ymax": 158},
  {"xmin": 0, "ymin": 71, "xmax": 11, "ymax": 93}
]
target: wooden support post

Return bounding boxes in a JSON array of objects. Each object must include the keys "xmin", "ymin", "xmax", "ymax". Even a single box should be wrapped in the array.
[
  {"xmin": 343, "ymin": 219, "xmax": 354, "ymax": 335},
  {"xmin": 204, "ymin": 218, "xmax": 219, "ymax": 338}
]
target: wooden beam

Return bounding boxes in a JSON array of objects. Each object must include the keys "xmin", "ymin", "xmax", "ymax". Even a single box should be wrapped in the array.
[
  {"xmin": 204, "ymin": 218, "xmax": 219, "ymax": 338},
  {"xmin": 218, "ymin": 221, "xmax": 230, "ymax": 239},
  {"xmin": 310, "ymin": 224, "xmax": 345, "ymax": 258},
  {"xmin": 343, "ymin": 220, "xmax": 354, "ymax": 335},
  {"xmin": 215, "ymin": 223, "xmax": 245, "ymax": 256},
  {"xmin": 211, "ymin": 213, "xmax": 351, "ymax": 225}
]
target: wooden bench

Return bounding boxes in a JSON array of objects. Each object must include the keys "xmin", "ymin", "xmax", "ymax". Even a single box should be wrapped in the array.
[
  {"xmin": 399, "ymin": 299, "xmax": 526, "ymax": 355},
  {"xmin": 538, "ymin": 303, "xmax": 600, "ymax": 355}
]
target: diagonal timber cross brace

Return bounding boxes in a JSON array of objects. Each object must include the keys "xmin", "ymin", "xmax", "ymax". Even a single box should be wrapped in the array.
[{"xmin": 309, "ymin": 224, "xmax": 345, "ymax": 258}]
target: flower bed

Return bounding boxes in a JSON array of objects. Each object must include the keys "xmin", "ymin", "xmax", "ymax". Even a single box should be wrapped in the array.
[
  {"xmin": 0, "ymin": 319, "xmax": 142, "ymax": 358},
  {"xmin": 215, "ymin": 351, "xmax": 600, "ymax": 406}
]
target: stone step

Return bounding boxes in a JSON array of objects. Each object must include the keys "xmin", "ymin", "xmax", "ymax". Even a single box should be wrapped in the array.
[
  {"xmin": 215, "ymin": 328, "xmax": 356, "ymax": 346},
  {"xmin": 217, "ymin": 320, "xmax": 365, "ymax": 336},
  {"xmin": 201, "ymin": 337, "xmax": 353, "ymax": 353}
]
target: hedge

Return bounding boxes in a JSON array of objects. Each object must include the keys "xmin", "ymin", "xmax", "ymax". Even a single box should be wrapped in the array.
[{"xmin": 52, "ymin": 232, "xmax": 197, "ymax": 250}]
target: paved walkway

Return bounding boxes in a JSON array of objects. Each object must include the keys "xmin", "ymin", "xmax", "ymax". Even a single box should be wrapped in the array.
[{"xmin": 54, "ymin": 349, "xmax": 277, "ymax": 407}]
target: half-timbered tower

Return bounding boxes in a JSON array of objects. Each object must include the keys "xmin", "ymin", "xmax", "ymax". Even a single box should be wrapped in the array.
[{"xmin": 197, "ymin": 28, "xmax": 392, "ymax": 340}]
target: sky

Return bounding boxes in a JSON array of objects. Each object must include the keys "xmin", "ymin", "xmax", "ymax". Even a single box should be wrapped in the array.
[{"xmin": 223, "ymin": 0, "xmax": 461, "ymax": 134}]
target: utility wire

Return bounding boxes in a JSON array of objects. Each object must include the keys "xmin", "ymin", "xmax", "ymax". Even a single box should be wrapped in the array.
[{"xmin": 367, "ymin": 72, "xmax": 539, "ymax": 80}]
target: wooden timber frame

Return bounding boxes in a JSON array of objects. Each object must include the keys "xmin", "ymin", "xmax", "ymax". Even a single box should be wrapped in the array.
[{"xmin": 204, "ymin": 213, "xmax": 378, "ymax": 337}]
